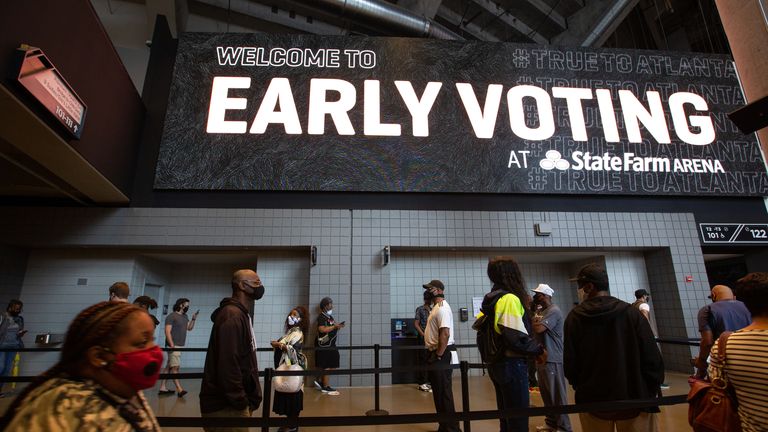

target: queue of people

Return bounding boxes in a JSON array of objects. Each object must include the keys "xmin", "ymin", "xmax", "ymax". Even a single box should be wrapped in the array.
[{"xmin": 1, "ymin": 267, "xmax": 767, "ymax": 432}]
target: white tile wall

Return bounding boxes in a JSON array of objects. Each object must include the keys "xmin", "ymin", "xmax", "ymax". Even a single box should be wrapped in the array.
[
  {"xmin": 18, "ymin": 250, "xmax": 136, "ymax": 375},
  {"xmin": 15, "ymin": 250, "xmax": 310, "ymax": 376},
  {"xmin": 254, "ymin": 252, "xmax": 310, "ymax": 371},
  {"xmin": 0, "ymin": 207, "xmax": 711, "ymax": 379}
]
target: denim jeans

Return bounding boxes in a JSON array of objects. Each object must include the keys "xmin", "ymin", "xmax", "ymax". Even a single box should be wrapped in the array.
[
  {"xmin": 0, "ymin": 344, "xmax": 19, "ymax": 393},
  {"xmin": 488, "ymin": 357, "xmax": 529, "ymax": 432}
]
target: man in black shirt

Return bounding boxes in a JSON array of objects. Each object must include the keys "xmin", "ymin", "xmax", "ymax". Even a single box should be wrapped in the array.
[{"xmin": 314, "ymin": 297, "xmax": 345, "ymax": 393}]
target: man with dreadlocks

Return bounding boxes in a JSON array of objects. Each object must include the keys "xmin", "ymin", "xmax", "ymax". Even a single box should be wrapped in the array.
[
  {"xmin": 2, "ymin": 301, "xmax": 163, "ymax": 431},
  {"xmin": 477, "ymin": 257, "xmax": 546, "ymax": 432}
]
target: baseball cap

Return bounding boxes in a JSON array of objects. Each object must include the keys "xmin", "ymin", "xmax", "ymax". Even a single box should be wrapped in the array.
[
  {"xmin": 532, "ymin": 284, "xmax": 554, "ymax": 297},
  {"xmin": 570, "ymin": 263, "xmax": 609, "ymax": 287},
  {"xmin": 635, "ymin": 289, "xmax": 650, "ymax": 298},
  {"xmin": 423, "ymin": 280, "xmax": 445, "ymax": 291}
]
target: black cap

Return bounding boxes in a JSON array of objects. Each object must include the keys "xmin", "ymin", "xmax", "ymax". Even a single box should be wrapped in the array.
[
  {"xmin": 635, "ymin": 289, "xmax": 650, "ymax": 299},
  {"xmin": 570, "ymin": 263, "xmax": 609, "ymax": 287},
  {"xmin": 423, "ymin": 280, "xmax": 445, "ymax": 291}
]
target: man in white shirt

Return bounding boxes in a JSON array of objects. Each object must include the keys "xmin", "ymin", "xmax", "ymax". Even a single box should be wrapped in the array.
[
  {"xmin": 633, "ymin": 288, "xmax": 670, "ymax": 390},
  {"xmin": 633, "ymin": 289, "xmax": 651, "ymax": 321},
  {"xmin": 423, "ymin": 279, "xmax": 460, "ymax": 432}
]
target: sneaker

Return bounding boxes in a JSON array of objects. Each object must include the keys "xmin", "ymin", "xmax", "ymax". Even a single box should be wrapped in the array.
[
  {"xmin": 535, "ymin": 426, "xmax": 557, "ymax": 432},
  {"xmin": 322, "ymin": 385, "xmax": 336, "ymax": 393},
  {"xmin": 418, "ymin": 383, "xmax": 430, "ymax": 392},
  {"xmin": 313, "ymin": 380, "xmax": 323, "ymax": 390},
  {"xmin": 660, "ymin": 383, "xmax": 670, "ymax": 390}
]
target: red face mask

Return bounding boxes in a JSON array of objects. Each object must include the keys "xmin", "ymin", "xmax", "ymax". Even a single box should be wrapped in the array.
[{"xmin": 108, "ymin": 345, "xmax": 164, "ymax": 391}]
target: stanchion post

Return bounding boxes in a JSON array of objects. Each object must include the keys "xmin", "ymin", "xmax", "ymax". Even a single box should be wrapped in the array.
[
  {"xmin": 262, "ymin": 367, "xmax": 273, "ymax": 432},
  {"xmin": 366, "ymin": 343, "xmax": 389, "ymax": 416},
  {"xmin": 460, "ymin": 361, "xmax": 471, "ymax": 432}
]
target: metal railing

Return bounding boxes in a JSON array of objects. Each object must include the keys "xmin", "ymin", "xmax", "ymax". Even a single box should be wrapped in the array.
[{"xmin": 0, "ymin": 340, "xmax": 694, "ymax": 431}]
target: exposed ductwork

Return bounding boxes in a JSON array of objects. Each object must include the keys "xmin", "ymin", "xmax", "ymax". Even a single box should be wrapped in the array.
[{"xmin": 295, "ymin": 0, "xmax": 464, "ymax": 40}]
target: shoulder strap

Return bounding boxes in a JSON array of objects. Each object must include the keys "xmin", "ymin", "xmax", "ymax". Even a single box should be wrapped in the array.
[
  {"xmin": 713, "ymin": 331, "xmax": 733, "ymax": 385},
  {"xmin": 717, "ymin": 331, "xmax": 732, "ymax": 363}
]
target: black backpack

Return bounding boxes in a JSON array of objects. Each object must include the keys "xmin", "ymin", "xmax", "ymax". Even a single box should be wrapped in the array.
[{"xmin": 472, "ymin": 296, "xmax": 506, "ymax": 363}]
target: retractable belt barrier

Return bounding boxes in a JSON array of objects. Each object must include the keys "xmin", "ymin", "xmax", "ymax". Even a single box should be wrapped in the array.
[
  {"xmin": 154, "ymin": 394, "xmax": 687, "ymax": 429},
  {"xmin": 0, "ymin": 341, "xmax": 694, "ymax": 432}
]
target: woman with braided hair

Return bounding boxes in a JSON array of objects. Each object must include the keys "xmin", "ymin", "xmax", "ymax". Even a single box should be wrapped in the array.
[{"xmin": 1, "ymin": 301, "xmax": 163, "ymax": 431}]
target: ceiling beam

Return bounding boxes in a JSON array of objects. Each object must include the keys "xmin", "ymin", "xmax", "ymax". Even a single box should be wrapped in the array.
[
  {"xmin": 551, "ymin": 0, "xmax": 638, "ymax": 47},
  {"xmin": 193, "ymin": 0, "xmax": 347, "ymax": 34},
  {"xmin": 437, "ymin": 5, "xmax": 502, "ymax": 41},
  {"xmin": 397, "ymin": 0, "xmax": 443, "ymax": 19},
  {"xmin": 504, "ymin": 0, "xmax": 566, "ymax": 30},
  {"xmin": 468, "ymin": 0, "xmax": 549, "ymax": 44}
]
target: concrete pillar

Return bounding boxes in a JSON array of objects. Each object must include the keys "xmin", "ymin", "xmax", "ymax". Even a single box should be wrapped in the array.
[{"xmin": 715, "ymin": 0, "xmax": 768, "ymax": 162}]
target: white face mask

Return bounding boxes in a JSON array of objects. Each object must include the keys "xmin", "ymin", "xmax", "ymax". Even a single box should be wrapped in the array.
[
  {"xmin": 325, "ymin": 309, "xmax": 333, "ymax": 316},
  {"xmin": 288, "ymin": 315, "xmax": 300, "ymax": 326}
]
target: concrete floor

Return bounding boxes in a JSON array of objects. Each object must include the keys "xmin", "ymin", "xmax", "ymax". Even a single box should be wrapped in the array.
[{"xmin": 0, "ymin": 372, "xmax": 692, "ymax": 431}]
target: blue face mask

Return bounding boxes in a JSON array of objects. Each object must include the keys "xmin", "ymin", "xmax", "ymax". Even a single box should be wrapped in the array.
[{"xmin": 288, "ymin": 315, "xmax": 300, "ymax": 326}]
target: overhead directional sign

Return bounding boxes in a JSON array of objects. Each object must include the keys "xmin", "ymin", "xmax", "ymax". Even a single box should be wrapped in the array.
[
  {"xmin": 15, "ymin": 45, "xmax": 87, "ymax": 139},
  {"xmin": 700, "ymin": 223, "xmax": 768, "ymax": 244}
]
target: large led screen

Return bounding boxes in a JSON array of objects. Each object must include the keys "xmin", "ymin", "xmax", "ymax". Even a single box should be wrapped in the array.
[{"xmin": 155, "ymin": 34, "xmax": 768, "ymax": 196}]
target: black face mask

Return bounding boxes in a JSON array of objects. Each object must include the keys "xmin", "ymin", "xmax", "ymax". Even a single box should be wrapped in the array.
[
  {"xmin": 8, "ymin": 311, "xmax": 20, "ymax": 317},
  {"xmin": 182, "ymin": 306, "xmax": 189, "ymax": 314},
  {"xmin": 245, "ymin": 283, "xmax": 265, "ymax": 301}
]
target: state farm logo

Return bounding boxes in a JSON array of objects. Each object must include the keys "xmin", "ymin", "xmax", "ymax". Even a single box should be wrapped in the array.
[
  {"xmin": 534, "ymin": 149, "xmax": 725, "ymax": 174},
  {"xmin": 539, "ymin": 150, "xmax": 570, "ymax": 171}
]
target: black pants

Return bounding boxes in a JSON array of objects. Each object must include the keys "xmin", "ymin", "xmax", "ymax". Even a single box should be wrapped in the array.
[
  {"xmin": 527, "ymin": 358, "xmax": 538, "ymax": 387},
  {"xmin": 416, "ymin": 337, "xmax": 428, "ymax": 385},
  {"xmin": 427, "ymin": 350, "xmax": 460, "ymax": 432}
]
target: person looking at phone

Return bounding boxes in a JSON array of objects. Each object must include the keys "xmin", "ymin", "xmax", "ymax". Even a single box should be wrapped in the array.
[
  {"xmin": 158, "ymin": 298, "xmax": 199, "ymax": 397},
  {"xmin": 0, "ymin": 299, "xmax": 27, "ymax": 398},
  {"xmin": 313, "ymin": 297, "xmax": 345, "ymax": 393}
]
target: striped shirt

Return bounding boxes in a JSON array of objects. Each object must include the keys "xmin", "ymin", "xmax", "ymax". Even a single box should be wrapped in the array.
[{"xmin": 709, "ymin": 329, "xmax": 768, "ymax": 432}]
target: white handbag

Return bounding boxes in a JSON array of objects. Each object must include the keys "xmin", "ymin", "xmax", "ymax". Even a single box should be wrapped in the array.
[{"xmin": 272, "ymin": 362, "xmax": 303, "ymax": 393}]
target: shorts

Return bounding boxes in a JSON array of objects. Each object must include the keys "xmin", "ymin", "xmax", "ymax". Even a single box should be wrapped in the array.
[
  {"xmin": 168, "ymin": 350, "xmax": 182, "ymax": 368},
  {"xmin": 315, "ymin": 347, "xmax": 340, "ymax": 369}
]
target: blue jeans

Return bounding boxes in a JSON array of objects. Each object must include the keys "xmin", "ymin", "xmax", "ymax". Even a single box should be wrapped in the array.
[
  {"xmin": 0, "ymin": 345, "xmax": 19, "ymax": 392},
  {"xmin": 488, "ymin": 358, "xmax": 529, "ymax": 432}
]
